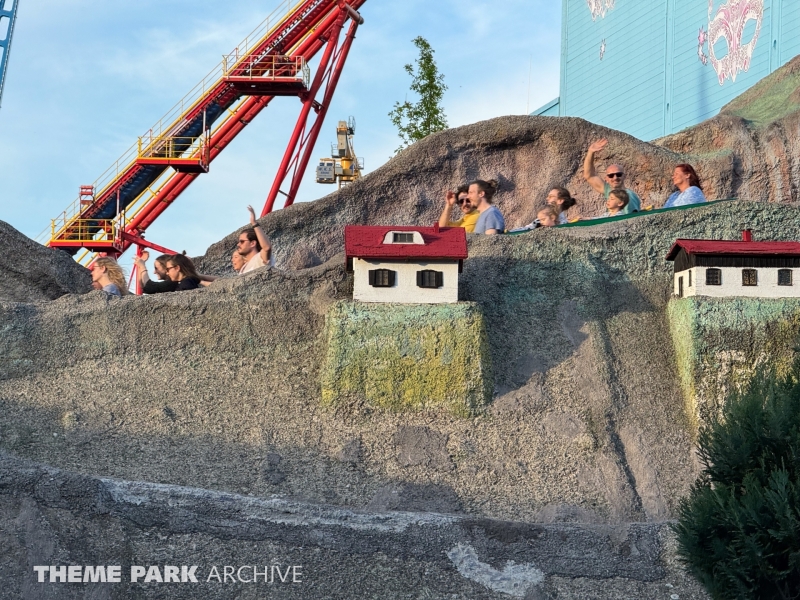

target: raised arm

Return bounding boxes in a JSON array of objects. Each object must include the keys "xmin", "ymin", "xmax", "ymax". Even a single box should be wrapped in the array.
[
  {"xmin": 133, "ymin": 252, "xmax": 151, "ymax": 287},
  {"xmin": 438, "ymin": 190, "xmax": 457, "ymax": 227},
  {"xmin": 247, "ymin": 205, "xmax": 272, "ymax": 263},
  {"xmin": 583, "ymin": 139, "xmax": 608, "ymax": 194}
]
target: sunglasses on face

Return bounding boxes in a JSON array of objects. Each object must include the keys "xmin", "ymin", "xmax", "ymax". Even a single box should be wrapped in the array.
[
  {"xmin": 606, "ymin": 172, "xmax": 624, "ymax": 179},
  {"xmin": 237, "ymin": 239, "xmax": 249, "ymax": 245},
  {"xmin": 456, "ymin": 199, "xmax": 468, "ymax": 205}
]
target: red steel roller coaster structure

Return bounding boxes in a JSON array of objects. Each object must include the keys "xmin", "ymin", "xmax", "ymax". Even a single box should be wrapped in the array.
[{"xmin": 43, "ymin": 0, "xmax": 366, "ymax": 269}]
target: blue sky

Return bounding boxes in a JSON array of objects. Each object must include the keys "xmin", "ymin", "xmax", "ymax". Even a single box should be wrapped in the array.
[{"xmin": 0, "ymin": 0, "xmax": 561, "ymax": 262}]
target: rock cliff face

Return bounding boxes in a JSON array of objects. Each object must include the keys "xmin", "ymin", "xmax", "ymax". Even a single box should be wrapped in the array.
[
  {"xmin": 0, "ymin": 221, "xmax": 92, "ymax": 302},
  {"xmin": 3, "ymin": 201, "xmax": 800, "ymax": 598},
  {"xmin": 3, "ymin": 56, "xmax": 800, "ymax": 599}
]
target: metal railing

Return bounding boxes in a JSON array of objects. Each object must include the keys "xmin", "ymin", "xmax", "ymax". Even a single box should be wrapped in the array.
[
  {"xmin": 49, "ymin": 219, "xmax": 119, "ymax": 246},
  {"xmin": 137, "ymin": 134, "xmax": 207, "ymax": 160},
  {"xmin": 40, "ymin": 0, "xmax": 327, "ymax": 245},
  {"xmin": 222, "ymin": 54, "xmax": 310, "ymax": 87}
]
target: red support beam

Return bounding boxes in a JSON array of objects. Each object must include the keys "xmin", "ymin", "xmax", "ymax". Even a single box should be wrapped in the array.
[
  {"xmin": 283, "ymin": 17, "xmax": 361, "ymax": 208},
  {"xmin": 122, "ymin": 15, "xmax": 342, "ymax": 240},
  {"xmin": 119, "ymin": 231, "xmax": 178, "ymax": 255},
  {"xmin": 89, "ymin": 1, "xmax": 364, "ymax": 257},
  {"xmin": 261, "ymin": 7, "xmax": 349, "ymax": 216}
]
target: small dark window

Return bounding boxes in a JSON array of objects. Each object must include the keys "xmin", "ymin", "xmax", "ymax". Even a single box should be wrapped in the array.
[
  {"xmin": 742, "ymin": 269, "xmax": 757, "ymax": 286},
  {"xmin": 368, "ymin": 269, "xmax": 396, "ymax": 287},
  {"xmin": 417, "ymin": 270, "xmax": 444, "ymax": 288},
  {"xmin": 778, "ymin": 269, "xmax": 793, "ymax": 286},
  {"xmin": 392, "ymin": 233, "xmax": 414, "ymax": 243},
  {"xmin": 678, "ymin": 276, "xmax": 684, "ymax": 298},
  {"xmin": 706, "ymin": 268, "xmax": 722, "ymax": 286},
  {"xmin": 688, "ymin": 270, "xmax": 692, "ymax": 287}
]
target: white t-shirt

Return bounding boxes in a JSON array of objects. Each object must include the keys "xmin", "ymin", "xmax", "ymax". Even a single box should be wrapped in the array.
[
  {"xmin": 240, "ymin": 253, "xmax": 267, "ymax": 274},
  {"xmin": 239, "ymin": 250, "xmax": 275, "ymax": 274}
]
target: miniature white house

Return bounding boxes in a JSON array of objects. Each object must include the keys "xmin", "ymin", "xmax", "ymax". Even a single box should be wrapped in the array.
[
  {"xmin": 666, "ymin": 230, "xmax": 800, "ymax": 299},
  {"xmin": 344, "ymin": 224, "xmax": 468, "ymax": 304}
]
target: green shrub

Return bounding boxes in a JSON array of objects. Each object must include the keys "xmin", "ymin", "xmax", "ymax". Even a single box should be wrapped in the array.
[{"xmin": 674, "ymin": 364, "xmax": 800, "ymax": 599}]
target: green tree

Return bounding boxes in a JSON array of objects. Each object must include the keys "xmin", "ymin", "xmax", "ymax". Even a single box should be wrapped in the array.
[
  {"xmin": 673, "ymin": 362, "xmax": 800, "ymax": 599},
  {"xmin": 389, "ymin": 36, "xmax": 448, "ymax": 152}
]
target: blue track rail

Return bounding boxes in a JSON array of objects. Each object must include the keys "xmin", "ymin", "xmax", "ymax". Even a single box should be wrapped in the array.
[{"xmin": 0, "ymin": 0, "xmax": 19, "ymax": 109}]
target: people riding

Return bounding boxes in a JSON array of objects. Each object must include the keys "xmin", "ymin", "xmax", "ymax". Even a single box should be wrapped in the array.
[
  {"xmin": 90, "ymin": 257, "xmax": 128, "ymax": 296},
  {"xmin": 152, "ymin": 254, "xmax": 171, "ymax": 282},
  {"xmin": 438, "ymin": 184, "xmax": 479, "ymax": 232},
  {"xmin": 470, "ymin": 179, "xmax": 505, "ymax": 235},
  {"xmin": 583, "ymin": 139, "xmax": 641, "ymax": 215},
  {"xmin": 134, "ymin": 252, "xmax": 173, "ymax": 293},
  {"xmin": 598, "ymin": 189, "xmax": 629, "ymax": 218},
  {"xmin": 546, "ymin": 187, "xmax": 578, "ymax": 224},
  {"xmin": 231, "ymin": 251, "xmax": 246, "ymax": 273},
  {"xmin": 239, "ymin": 205, "xmax": 274, "ymax": 274},
  {"xmin": 536, "ymin": 205, "xmax": 561, "ymax": 227},
  {"xmin": 134, "ymin": 251, "xmax": 205, "ymax": 293},
  {"xmin": 164, "ymin": 254, "xmax": 202, "ymax": 290},
  {"xmin": 663, "ymin": 164, "xmax": 706, "ymax": 208},
  {"xmin": 509, "ymin": 203, "xmax": 563, "ymax": 232}
]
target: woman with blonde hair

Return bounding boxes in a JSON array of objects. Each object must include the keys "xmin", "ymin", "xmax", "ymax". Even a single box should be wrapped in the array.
[{"xmin": 91, "ymin": 257, "xmax": 128, "ymax": 297}]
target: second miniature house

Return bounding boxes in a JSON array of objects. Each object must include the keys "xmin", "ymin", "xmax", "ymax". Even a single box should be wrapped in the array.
[
  {"xmin": 344, "ymin": 225, "xmax": 468, "ymax": 303},
  {"xmin": 666, "ymin": 230, "xmax": 800, "ymax": 298}
]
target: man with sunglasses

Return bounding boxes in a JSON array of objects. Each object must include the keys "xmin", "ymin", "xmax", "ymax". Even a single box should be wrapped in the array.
[
  {"xmin": 438, "ymin": 184, "xmax": 479, "ymax": 232},
  {"xmin": 583, "ymin": 138, "xmax": 641, "ymax": 215},
  {"xmin": 237, "ymin": 205, "xmax": 273, "ymax": 274}
]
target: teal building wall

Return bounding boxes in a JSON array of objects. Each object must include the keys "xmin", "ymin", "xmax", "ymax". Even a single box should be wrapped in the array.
[{"xmin": 535, "ymin": 0, "xmax": 800, "ymax": 140}]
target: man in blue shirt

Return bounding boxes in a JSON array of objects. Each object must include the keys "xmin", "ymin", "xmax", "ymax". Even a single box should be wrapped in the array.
[
  {"xmin": 583, "ymin": 138, "xmax": 641, "ymax": 214},
  {"xmin": 468, "ymin": 179, "xmax": 505, "ymax": 235}
]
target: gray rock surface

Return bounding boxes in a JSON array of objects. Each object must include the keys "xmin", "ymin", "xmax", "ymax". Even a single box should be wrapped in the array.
[
  {"xmin": 4, "ymin": 200, "xmax": 798, "ymax": 532},
  {"xmin": 0, "ymin": 453, "xmax": 708, "ymax": 599},
  {"xmin": 0, "ymin": 221, "xmax": 92, "ymax": 302}
]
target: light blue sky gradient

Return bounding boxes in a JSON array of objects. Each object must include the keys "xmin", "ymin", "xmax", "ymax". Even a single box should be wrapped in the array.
[{"xmin": 0, "ymin": 0, "xmax": 561, "ymax": 262}]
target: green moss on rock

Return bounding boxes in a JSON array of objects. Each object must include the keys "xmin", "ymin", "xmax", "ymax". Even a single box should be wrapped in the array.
[
  {"xmin": 668, "ymin": 297, "xmax": 800, "ymax": 430},
  {"xmin": 321, "ymin": 301, "xmax": 492, "ymax": 416}
]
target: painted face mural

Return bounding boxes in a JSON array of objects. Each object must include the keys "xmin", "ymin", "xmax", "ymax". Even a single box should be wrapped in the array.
[
  {"xmin": 706, "ymin": 0, "xmax": 764, "ymax": 85},
  {"xmin": 586, "ymin": 0, "xmax": 615, "ymax": 21}
]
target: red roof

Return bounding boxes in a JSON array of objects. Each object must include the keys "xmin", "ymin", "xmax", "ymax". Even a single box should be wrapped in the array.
[
  {"xmin": 345, "ymin": 225, "xmax": 468, "ymax": 263},
  {"xmin": 666, "ymin": 239, "xmax": 800, "ymax": 261}
]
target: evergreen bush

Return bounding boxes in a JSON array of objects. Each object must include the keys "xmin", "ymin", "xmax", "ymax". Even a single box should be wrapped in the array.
[{"xmin": 674, "ymin": 364, "xmax": 800, "ymax": 599}]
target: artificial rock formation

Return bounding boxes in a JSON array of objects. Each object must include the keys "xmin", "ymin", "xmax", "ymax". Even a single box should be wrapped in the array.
[
  {"xmin": 0, "ymin": 220, "xmax": 92, "ymax": 302},
  {"xmin": 668, "ymin": 296, "xmax": 800, "ymax": 428},
  {"xmin": 4, "ymin": 57, "xmax": 800, "ymax": 599}
]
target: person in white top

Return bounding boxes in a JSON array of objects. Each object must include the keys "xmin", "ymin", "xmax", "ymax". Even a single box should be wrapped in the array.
[{"xmin": 238, "ymin": 205, "xmax": 273, "ymax": 274}]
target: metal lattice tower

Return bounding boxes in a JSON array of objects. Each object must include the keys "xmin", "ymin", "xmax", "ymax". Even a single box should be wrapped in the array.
[{"xmin": 0, "ymin": 0, "xmax": 19, "ymax": 108}]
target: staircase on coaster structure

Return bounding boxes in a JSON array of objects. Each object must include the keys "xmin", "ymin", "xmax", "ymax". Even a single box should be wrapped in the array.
[{"xmin": 41, "ymin": 0, "xmax": 366, "ymax": 265}]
